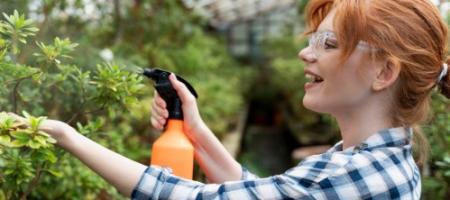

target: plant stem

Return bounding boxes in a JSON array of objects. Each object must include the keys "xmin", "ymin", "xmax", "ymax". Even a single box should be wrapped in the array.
[
  {"xmin": 19, "ymin": 162, "xmax": 46, "ymax": 200},
  {"xmin": 9, "ymin": 71, "xmax": 41, "ymax": 113}
]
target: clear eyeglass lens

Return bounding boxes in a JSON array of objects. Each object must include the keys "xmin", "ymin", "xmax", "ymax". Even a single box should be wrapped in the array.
[
  {"xmin": 308, "ymin": 31, "xmax": 334, "ymax": 57},
  {"xmin": 307, "ymin": 31, "xmax": 377, "ymax": 57}
]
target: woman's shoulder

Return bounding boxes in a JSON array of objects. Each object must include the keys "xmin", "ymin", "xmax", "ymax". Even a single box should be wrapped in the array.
[
  {"xmin": 284, "ymin": 126, "xmax": 418, "ymax": 187},
  {"xmin": 283, "ymin": 141, "xmax": 420, "ymax": 199}
]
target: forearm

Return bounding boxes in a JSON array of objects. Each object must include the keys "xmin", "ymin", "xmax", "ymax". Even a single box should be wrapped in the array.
[
  {"xmin": 192, "ymin": 123, "xmax": 242, "ymax": 183},
  {"xmin": 61, "ymin": 128, "xmax": 146, "ymax": 197}
]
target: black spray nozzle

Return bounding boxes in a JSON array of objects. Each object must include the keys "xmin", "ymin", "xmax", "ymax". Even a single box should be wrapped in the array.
[{"xmin": 142, "ymin": 68, "xmax": 198, "ymax": 120}]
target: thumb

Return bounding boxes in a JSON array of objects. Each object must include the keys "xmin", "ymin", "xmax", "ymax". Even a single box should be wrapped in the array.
[
  {"xmin": 169, "ymin": 73, "xmax": 197, "ymax": 106},
  {"xmin": 7, "ymin": 112, "xmax": 28, "ymax": 127}
]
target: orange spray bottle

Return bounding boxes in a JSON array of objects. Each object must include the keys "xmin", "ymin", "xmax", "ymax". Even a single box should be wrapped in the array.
[{"xmin": 143, "ymin": 68, "xmax": 197, "ymax": 179}]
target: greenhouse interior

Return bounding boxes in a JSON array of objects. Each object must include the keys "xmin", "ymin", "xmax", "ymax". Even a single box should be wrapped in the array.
[{"xmin": 0, "ymin": 0, "xmax": 449, "ymax": 199}]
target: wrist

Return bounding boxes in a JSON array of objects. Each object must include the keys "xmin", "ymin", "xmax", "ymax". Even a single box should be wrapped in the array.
[
  {"xmin": 58, "ymin": 126, "xmax": 81, "ymax": 151},
  {"xmin": 193, "ymin": 120, "xmax": 211, "ymax": 138}
]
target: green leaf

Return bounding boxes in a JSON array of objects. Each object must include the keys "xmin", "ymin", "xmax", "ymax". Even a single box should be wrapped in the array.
[
  {"xmin": 46, "ymin": 169, "xmax": 62, "ymax": 177},
  {"xmin": 22, "ymin": 110, "xmax": 31, "ymax": 119},
  {"xmin": 19, "ymin": 38, "xmax": 27, "ymax": 44},
  {"xmin": 0, "ymin": 135, "xmax": 11, "ymax": 145},
  {"xmin": 27, "ymin": 140, "xmax": 41, "ymax": 149},
  {"xmin": 46, "ymin": 136, "xmax": 57, "ymax": 144},
  {"xmin": 37, "ymin": 130, "xmax": 50, "ymax": 137},
  {"xmin": 445, "ymin": 171, "xmax": 450, "ymax": 177},
  {"xmin": 34, "ymin": 135, "xmax": 47, "ymax": 145},
  {"xmin": 9, "ymin": 140, "xmax": 25, "ymax": 147},
  {"xmin": 45, "ymin": 151, "xmax": 57, "ymax": 163},
  {"xmin": 0, "ymin": 113, "xmax": 16, "ymax": 129},
  {"xmin": 10, "ymin": 130, "xmax": 31, "ymax": 141},
  {"xmin": 4, "ymin": 169, "xmax": 14, "ymax": 175}
]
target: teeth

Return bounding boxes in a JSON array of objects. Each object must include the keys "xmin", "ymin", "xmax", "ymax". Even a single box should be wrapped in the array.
[
  {"xmin": 306, "ymin": 74, "xmax": 314, "ymax": 82},
  {"xmin": 305, "ymin": 74, "xmax": 323, "ymax": 83}
]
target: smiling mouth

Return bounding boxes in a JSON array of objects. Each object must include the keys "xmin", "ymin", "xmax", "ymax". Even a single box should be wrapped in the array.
[{"xmin": 305, "ymin": 74, "xmax": 324, "ymax": 83}]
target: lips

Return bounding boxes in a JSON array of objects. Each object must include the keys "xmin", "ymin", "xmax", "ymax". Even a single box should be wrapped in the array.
[{"xmin": 304, "ymin": 69, "xmax": 324, "ymax": 90}]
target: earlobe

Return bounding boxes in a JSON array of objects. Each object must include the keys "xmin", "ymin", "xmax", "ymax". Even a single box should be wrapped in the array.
[{"xmin": 372, "ymin": 58, "xmax": 401, "ymax": 91}]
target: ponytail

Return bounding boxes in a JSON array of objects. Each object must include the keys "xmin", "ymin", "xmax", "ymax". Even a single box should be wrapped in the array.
[{"xmin": 438, "ymin": 59, "xmax": 450, "ymax": 98}]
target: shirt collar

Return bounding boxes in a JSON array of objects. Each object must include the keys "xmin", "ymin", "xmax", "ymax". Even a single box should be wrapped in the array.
[{"xmin": 328, "ymin": 127, "xmax": 412, "ymax": 153}]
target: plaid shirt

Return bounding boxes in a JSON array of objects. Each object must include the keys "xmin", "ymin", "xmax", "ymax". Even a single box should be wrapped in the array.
[{"xmin": 132, "ymin": 127, "xmax": 421, "ymax": 199}]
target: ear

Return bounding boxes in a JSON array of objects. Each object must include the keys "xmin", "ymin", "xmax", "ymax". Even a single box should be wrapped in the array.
[{"xmin": 372, "ymin": 58, "xmax": 401, "ymax": 91}]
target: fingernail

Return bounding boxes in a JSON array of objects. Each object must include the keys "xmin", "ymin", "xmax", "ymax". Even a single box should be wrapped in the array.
[{"xmin": 170, "ymin": 73, "xmax": 177, "ymax": 80}]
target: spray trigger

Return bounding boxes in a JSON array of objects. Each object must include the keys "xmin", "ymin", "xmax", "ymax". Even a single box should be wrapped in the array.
[{"xmin": 142, "ymin": 68, "xmax": 198, "ymax": 120}]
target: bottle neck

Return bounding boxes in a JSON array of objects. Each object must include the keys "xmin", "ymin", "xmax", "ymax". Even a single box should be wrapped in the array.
[
  {"xmin": 168, "ymin": 98, "xmax": 183, "ymax": 120},
  {"xmin": 165, "ymin": 119, "xmax": 184, "ymax": 133}
]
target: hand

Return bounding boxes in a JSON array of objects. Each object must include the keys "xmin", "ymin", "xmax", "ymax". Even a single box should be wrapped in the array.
[
  {"xmin": 150, "ymin": 73, "xmax": 207, "ymax": 140},
  {"xmin": 7, "ymin": 112, "xmax": 76, "ymax": 147},
  {"xmin": 9, "ymin": 113, "xmax": 146, "ymax": 197},
  {"xmin": 151, "ymin": 74, "xmax": 243, "ymax": 182}
]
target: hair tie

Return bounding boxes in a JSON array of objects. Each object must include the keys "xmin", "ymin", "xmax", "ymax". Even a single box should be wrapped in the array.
[{"xmin": 438, "ymin": 63, "xmax": 448, "ymax": 83}]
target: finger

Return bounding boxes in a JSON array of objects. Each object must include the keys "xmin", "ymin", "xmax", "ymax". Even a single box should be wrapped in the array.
[
  {"xmin": 7, "ymin": 112, "xmax": 28, "ymax": 126},
  {"xmin": 153, "ymin": 91, "xmax": 167, "ymax": 108},
  {"xmin": 168, "ymin": 73, "xmax": 196, "ymax": 105},
  {"xmin": 151, "ymin": 98, "xmax": 169, "ymax": 118},
  {"xmin": 8, "ymin": 112, "xmax": 27, "ymax": 123},
  {"xmin": 150, "ymin": 117, "xmax": 164, "ymax": 130},
  {"xmin": 7, "ymin": 112, "xmax": 26, "ymax": 120},
  {"xmin": 151, "ymin": 109, "xmax": 167, "ymax": 125}
]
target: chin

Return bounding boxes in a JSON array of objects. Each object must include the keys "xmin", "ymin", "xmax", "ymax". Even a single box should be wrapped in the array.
[{"xmin": 302, "ymin": 95, "xmax": 327, "ymax": 113}]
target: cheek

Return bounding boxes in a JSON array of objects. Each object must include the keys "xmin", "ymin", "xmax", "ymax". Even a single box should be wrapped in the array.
[
  {"xmin": 303, "ymin": 53, "xmax": 374, "ymax": 113},
  {"xmin": 328, "ymin": 54, "xmax": 373, "ymax": 96},
  {"xmin": 303, "ymin": 67, "xmax": 372, "ymax": 113},
  {"xmin": 324, "ymin": 68, "xmax": 372, "ymax": 106}
]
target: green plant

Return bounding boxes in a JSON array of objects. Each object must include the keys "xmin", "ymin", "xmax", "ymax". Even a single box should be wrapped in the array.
[
  {"xmin": 0, "ymin": 111, "xmax": 58, "ymax": 199},
  {"xmin": 0, "ymin": 10, "xmax": 144, "ymax": 199},
  {"xmin": 0, "ymin": 2, "xmax": 253, "ymax": 197},
  {"xmin": 422, "ymin": 93, "xmax": 450, "ymax": 199},
  {"xmin": 0, "ymin": 10, "xmax": 38, "ymax": 55}
]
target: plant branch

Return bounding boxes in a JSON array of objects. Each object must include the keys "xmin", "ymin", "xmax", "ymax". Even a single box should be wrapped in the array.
[
  {"xmin": 65, "ymin": 101, "xmax": 107, "ymax": 124},
  {"xmin": 19, "ymin": 162, "xmax": 46, "ymax": 200},
  {"xmin": 10, "ymin": 73, "xmax": 39, "ymax": 113},
  {"xmin": 4, "ymin": 72, "xmax": 40, "ymax": 85}
]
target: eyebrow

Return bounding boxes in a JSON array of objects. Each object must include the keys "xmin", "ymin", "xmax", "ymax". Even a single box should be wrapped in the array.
[{"xmin": 316, "ymin": 28, "xmax": 335, "ymax": 33}]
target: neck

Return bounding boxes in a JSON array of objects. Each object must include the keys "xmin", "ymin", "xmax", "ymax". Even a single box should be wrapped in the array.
[{"xmin": 333, "ymin": 95, "xmax": 394, "ymax": 149}]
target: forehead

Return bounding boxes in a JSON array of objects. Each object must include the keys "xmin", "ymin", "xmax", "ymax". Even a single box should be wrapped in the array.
[{"xmin": 317, "ymin": 9, "xmax": 336, "ymax": 32}]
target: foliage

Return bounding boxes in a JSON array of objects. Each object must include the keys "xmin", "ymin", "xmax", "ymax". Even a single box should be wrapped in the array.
[
  {"xmin": 0, "ymin": 1, "xmax": 252, "ymax": 198},
  {"xmin": 0, "ymin": 9, "xmax": 144, "ymax": 199},
  {"xmin": 422, "ymin": 93, "xmax": 450, "ymax": 199},
  {"xmin": 0, "ymin": 111, "xmax": 57, "ymax": 199},
  {"xmin": 0, "ymin": 10, "xmax": 38, "ymax": 55}
]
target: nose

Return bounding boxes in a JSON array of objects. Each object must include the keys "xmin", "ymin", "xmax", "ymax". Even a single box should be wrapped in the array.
[{"xmin": 298, "ymin": 46, "xmax": 317, "ymax": 63}]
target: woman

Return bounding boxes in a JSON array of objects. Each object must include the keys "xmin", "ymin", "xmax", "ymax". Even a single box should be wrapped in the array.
[{"xmin": 9, "ymin": 0, "xmax": 450, "ymax": 199}]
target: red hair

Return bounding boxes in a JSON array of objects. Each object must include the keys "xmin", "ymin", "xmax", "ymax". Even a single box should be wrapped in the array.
[{"xmin": 304, "ymin": 0, "xmax": 450, "ymax": 164}]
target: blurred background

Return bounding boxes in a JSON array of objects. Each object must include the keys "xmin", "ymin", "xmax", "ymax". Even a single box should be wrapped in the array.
[{"xmin": 0, "ymin": 0, "xmax": 448, "ymax": 199}]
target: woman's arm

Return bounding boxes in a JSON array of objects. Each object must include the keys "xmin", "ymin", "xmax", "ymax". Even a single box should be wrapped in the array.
[
  {"xmin": 6, "ymin": 115, "xmax": 146, "ymax": 197},
  {"xmin": 132, "ymin": 164, "xmax": 315, "ymax": 200},
  {"xmin": 151, "ymin": 74, "xmax": 257, "ymax": 183},
  {"xmin": 62, "ymin": 127, "xmax": 147, "ymax": 196},
  {"xmin": 189, "ymin": 122, "xmax": 244, "ymax": 182}
]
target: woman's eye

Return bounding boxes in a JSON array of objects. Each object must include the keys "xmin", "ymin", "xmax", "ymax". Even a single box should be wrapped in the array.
[{"xmin": 324, "ymin": 39, "xmax": 338, "ymax": 49}]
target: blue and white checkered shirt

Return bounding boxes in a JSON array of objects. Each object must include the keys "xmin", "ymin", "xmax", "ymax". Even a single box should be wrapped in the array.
[{"xmin": 132, "ymin": 127, "xmax": 421, "ymax": 199}]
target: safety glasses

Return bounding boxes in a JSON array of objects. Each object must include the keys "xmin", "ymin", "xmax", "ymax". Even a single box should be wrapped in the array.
[{"xmin": 307, "ymin": 31, "xmax": 376, "ymax": 57}]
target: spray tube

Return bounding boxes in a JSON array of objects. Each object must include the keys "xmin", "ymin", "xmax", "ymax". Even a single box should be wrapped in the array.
[{"xmin": 142, "ymin": 68, "xmax": 197, "ymax": 179}]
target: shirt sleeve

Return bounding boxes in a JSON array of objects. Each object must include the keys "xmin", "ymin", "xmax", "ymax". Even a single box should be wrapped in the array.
[
  {"xmin": 131, "ymin": 166, "xmax": 317, "ymax": 200},
  {"xmin": 240, "ymin": 165, "xmax": 260, "ymax": 180}
]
